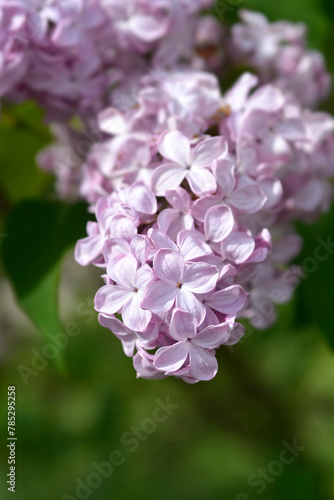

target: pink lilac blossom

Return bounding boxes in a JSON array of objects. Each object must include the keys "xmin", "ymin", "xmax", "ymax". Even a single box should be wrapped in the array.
[
  {"xmin": 0, "ymin": 0, "xmax": 216, "ymax": 120},
  {"xmin": 231, "ymin": 9, "xmax": 332, "ymax": 108},
  {"xmin": 2, "ymin": 3, "xmax": 334, "ymax": 382},
  {"xmin": 73, "ymin": 60, "xmax": 334, "ymax": 380},
  {"xmin": 75, "ymin": 177, "xmax": 250, "ymax": 383}
]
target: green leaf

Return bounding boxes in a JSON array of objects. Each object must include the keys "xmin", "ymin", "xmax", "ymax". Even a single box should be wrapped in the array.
[
  {"xmin": 0, "ymin": 101, "xmax": 52, "ymax": 205},
  {"xmin": 2, "ymin": 200, "xmax": 92, "ymax": 370}
]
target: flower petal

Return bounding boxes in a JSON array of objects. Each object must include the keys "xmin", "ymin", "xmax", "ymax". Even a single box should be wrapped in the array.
[
  {"xmin": 128, "ymin": 183, "xmax": 157, "ymax": 214},
  {"xmin": 228, "ymin": 184, "xmax": 266, "ymax": 213},
  {"xmin": 178, "ymin": 232, "xmax": 212, "ymax": 261},
  {"xmin": 122, "ymin": 293, "xmax": 152, "ymax": 332},
  {"xmin": 222, "ymin": 232, "xmax": 255, "ymax": 264},
  {"xmin": 204, "ymin": 205, "xmax": 234, "ymax": 243},
  {"xmin": 98, "ymin": 107, "xmax": 127, "ymax": 135},
  {"xmin": 75, "ymin": 234, "xmax": 104, "ymax": 266},
  {"xmin": 141, "ymin": 281, "xmax": 176, "ymax": 314},
  {"xmin": 225, "ymin": 323, "xmax": 245, "ymax": 345},
  {"xmin": 194, "ymin": 323, "xmax": 231, "ymax": 348},
  {"xmin": 191, "ymin": 136, "xmax": 227, "ymax": 168},
  {"xmin": 186, "ymin": 167, "xmax": 217, "ymax": 195},
  {"xmin": 189, "ymin": 343, "xmax": 218, "ymax": 381},
  {"xmin": 176, "ymin": 289, "xmax": 206, "ymax": 324},
  {"xmin": 154, "ymin": 342, "xmax": 189, "ymax": 372},
  {"xmin": 205, "ymin": 285, "xmax": 247, "ymax": 314},
  {"xmin": 107, "ymin": 252, "xmax": 138, "ymax": 288},
  {"xmin": 257, "ymin": 176, "xmax": 283, "ymax": 209},
  {"xmin": 225, "ymin": 72, "xmax": 258, "ymax": 111},
  {"xmin": 152, "ymin": 163, "xmax": 186, "ymax": 196},
  {"xmin": 148, "ymin": 228, "xmax": 177, "ymax": 251},
  {"xmin": 153, "ymin": 249, "xmax": 184, "ymax": 284},
  {"xmin": 170, "ymin": 309, "xmax": 197, "ymax": 341},
  {"xmin": 158, "ymin": 130, "xmax": 191, "ymax": 165},
  {"xmin": 95, "ymin": 285, "xmax": 132, "ymax": 316},
  {"xmin": 183, "ymin": 263, "xmax": 218, "ymax": 293},
  {"xmin": 213, "ymin": 159, "xmax": 236, "ymax": 195}
]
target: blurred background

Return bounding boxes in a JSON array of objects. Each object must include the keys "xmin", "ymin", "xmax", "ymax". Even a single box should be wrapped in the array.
[{"xmin": 1, "ymin": 1, "xmax": 334, "ymax": 499}]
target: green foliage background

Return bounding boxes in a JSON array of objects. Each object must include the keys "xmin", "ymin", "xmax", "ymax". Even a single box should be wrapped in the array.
[{"xmin": 1, "ymin": 1, "xmax": 334, "ymax": 499}]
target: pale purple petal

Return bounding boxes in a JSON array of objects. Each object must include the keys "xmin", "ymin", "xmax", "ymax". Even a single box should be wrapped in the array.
[
  {"xmin": 222, "ymin": 232, "xmax": 255, "ymax": 264},
  {"xmin": 191, "ymin": 136, "xmax": 228, "ymax": 168},
  {"xmin": 107, "ymin": 253, "xmax": 137, "ymax": 288},
  {"xmin": 194, "ymin": 323, "xmax": 231, "ymax": 348},
  {"xmin": 183, "ymin": 263, "xmax": 218, "ymax": 293},
  {"xmin": 205, "ymin": 285, "xmax": 247, "ymax": 314},
  {"xmin": 134, "ymin": 350, "xmax": 167, "ymax": 379},
  {"xmin": 141, "ymin": 281, "xmax": 176, "ymax": 314},
  {"xmin": 178, "ymin": 232, "xmax": 212, "ymax": 261},
  {"xmin": 130, "ymin": 236, "xmax": 152, "ymax": 265},
  {"xmin": 176, "ymin": 289, "xmax": 206, "ymax": 324},
  {"xmin": 136, "ymin": 264, "xmax": 155, "ymax": 292},
  {"xmin": 95, "ymin": 285, "xmax": 132, "ymax": 316},
  {"xmin": 152, "ymin": 163, "xmax": 186, "ymax": 196},
  {"xmin": 204, "ymin": 205, "xmax": 234, "ymax": 243},
  {"xmin": 165, "ymin": 187, "xmax": 192, "ymax": 211},
  {"xmin": 186, "ymin": 167, "xmax": 217, "ymax": 195},
  {"xmin": 225, "ymin": 72, "xmax": 258, "ymax": 111},
  {"xmin": 258, "ymin": 176, "xmax": 283, "ymax": 209},
  {"xmin": 189, "ymin": 343, "xmax": 218, "ymax": 381},
  {"xmin": 126, "ymin": 14, "xmax": 168, "ymax": 42},
  {"xmin": 98, "ymin": 107, "xmax": 128, "ymax": 135},
  {"xmin": 153, "ymin": 249, "xmax": 184, "ymax": 284},
  {"xmin": 225, "ymin": 323, "xmax": 245, "ymax": 345},
  {"xmin": 170, "ymin": 309, "xmax": 197, "ymax": 341},
  {"xmin": 191, "ymin": 195, "xmax": 220, "ymax": 222},
  {"xmin": 148, "ymin": 229, "xmax": 177, "ymax": 251},
  {"xmin": 247, "ymin": 85, "xmax": 285, "ymax": 113},
  {"xmin": 122, "ymin": 293, "xmax": 152, "ymax": 332},
  {"xmin": 158, "ymin": 130, "xmax": 191, "ymax": 165},
  {"xmin": 98, "ymin": 315, "xmax": 131, "ymax": 337},
  {"xmin": 75, "ymin": 234, "xmax": 104, "ymax": 266},
  {"xmin": 128, "ymin": 183, "xmax": 157, "ymax": 214},
  {"xmin": 213, "ymin": 159, "xmax": 236, "ymax": 195},
  {"xmin": 154, "ymin": 342, "xmax": 189, "ymax": 372},
  {"xmin": 109, "ymin": 215, "xmax": 137, "ymax": 240},
  {"xmin": 228, "ymin": 184, "xmax": 266, "ymax": 213}
]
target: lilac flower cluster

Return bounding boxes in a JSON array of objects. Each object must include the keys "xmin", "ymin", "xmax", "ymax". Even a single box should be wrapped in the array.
[
  {"xmin": 75, "ymin": 177, "xmax": 249, "ymax": 383},
  {"xmin": 0, "ymin": 0, "xmax": 214, "ymax": 120},
  {"xmin": 67, "ymin": 8, "xmax": 334, "ymax": 382},
  {"xmin": 74, "ymin": 68, "xmax": 334, "ymax": 380},
  {"xmin": 2, "ymin": 2, "xmax": 334, "ymax": 382},
  {"xmin": 231, "ymin": 10, "xmax": 332, "ymax": 108}
]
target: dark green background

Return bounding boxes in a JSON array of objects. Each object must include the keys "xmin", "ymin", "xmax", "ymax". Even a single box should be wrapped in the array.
[{"xmin": 1, "ymin": 1, "xmax": 334, "ymax": 499}]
